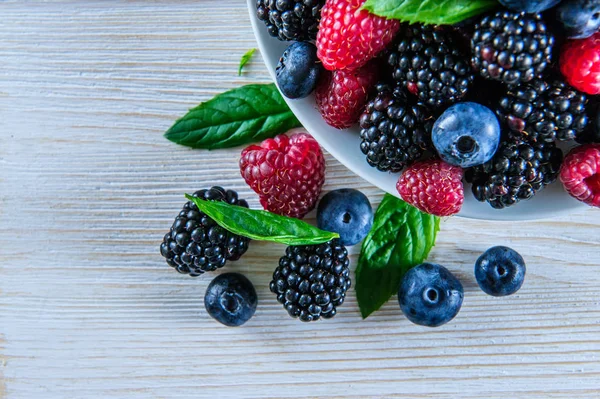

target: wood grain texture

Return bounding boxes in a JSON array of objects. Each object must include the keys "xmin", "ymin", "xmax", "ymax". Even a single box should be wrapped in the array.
[{"xmin": 1, "ymin": 1, "xmax": 600, "ymax": 398}]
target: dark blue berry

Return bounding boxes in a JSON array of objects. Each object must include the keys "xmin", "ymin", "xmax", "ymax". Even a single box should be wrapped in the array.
[
  {"xmin": 204, "ymin": 273, "xmax": 257, "ymax": 327},
  {"xmin": 276, "ymin": 42, "xmax": 322, "ymax": 99},
  {"xmin": 556, "ymin": 0, "xmax": 600, "ymax": 39},
  {"xmin": 398, "ymin": 263, "xmax": 464, "ymax": 328},
  {"xmin": 475, "ymin": 246, "xmax": 526, "ymax": 297},
  {"xmin": 499, "ymin": 0, "xmax": 562, "ymax": 13},
  {"xmin": 432, "ymin": 102, "xmax": 501, "ymax": 168},
  {"xmin": 317, "ymin": 189, "xmax": 373, "ymax": 246}
]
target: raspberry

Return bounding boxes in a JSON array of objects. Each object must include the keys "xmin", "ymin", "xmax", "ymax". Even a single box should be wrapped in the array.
[
  {"xmin": 560, "ymin": 31, "xmax": 600, "ymax": 95},
  {"xmin": 316, "ymin": 0, "xmax": 400, "ymax": 71},
  {"xmin": 239, "ymin": 129, "xmax": 326, "ymax": 219},
  {"xmin": 560, "ymin": 144, "xmax": 600, "ymax": 207},
  {"xmin": 315, "ymin": 63, "xmax": 378, "ymax": 129},
  {"xmin": 396, "ymin": 159, "xmax": 464, "ymax": 217}
]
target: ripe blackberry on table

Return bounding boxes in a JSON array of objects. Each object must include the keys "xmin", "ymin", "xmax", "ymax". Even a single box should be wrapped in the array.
[
  {"xmin": 387, "ymin": 24, "xmax": 474, "ymax": 108},
  {"xmin": 498, "ymin": 79, "xmax": 589, "ymax": 142},
  {"xmin": 466, "ymin": 139, "xmax": 563, "ymax": 209},
  {"xmin": 270, "ymin": 240, "xmax": 351, "ymax": 322},
  {"xmin": 256, "ymin": 0, "xmax": 325, "ymax": 42},
  {"xmin": 359, "ymin": 85, "xmax": 433, "ymax": 173},
  {"xmin": 471, "ymin": 11, "xmax": 554, "ymax": 86},
  {"xmin": 159, "ymin": 187, "xmax": 250, "ymax": 277}
]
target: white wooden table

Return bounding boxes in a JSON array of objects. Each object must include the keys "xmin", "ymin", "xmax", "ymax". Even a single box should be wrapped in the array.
[{"xmin": 1, "ymin": 1, "xmax": 600, "ymax": 398}]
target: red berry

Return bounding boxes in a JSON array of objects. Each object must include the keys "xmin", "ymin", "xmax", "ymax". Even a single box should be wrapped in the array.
[
  {"xmin": 560, "ymin": 32, "xmax": 600, "ymax": 95},
  {"xmin": 316, "ymin": 0, "xmax": 400, "ymax": 71},
  {"xmin": 239, "ymin": 130, "xmax": 326, "ymax": 219},
  {"xmin": 315, "ymin": 63, "xmax": 378, "ymax": 129},
  {"xmin": 560, "ymin": 144, "xmax": 600, "ymax": 208},
  {"xmin": 396, "ymin": 159, "xmax": 464, "ymax": 217}
]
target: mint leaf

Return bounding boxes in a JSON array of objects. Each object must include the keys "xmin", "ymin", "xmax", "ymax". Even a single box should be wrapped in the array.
[
  {"xmin": 165, "ymin": 83, "xmax": 301, "ymax": 150},
  {"xmin": 355, "ymin": 194, "xmax": 440, "ymax": 319},
  {"xmin": 186, "ymin": 194, "xmax": 339, "ymax": 245},
  {"xmin": 238, "ymin": 48, "xmax": 256, "ymax": 76},
  {"xmin": 362, "ymin": 0, "xmax": 497, "ymax": 25}
]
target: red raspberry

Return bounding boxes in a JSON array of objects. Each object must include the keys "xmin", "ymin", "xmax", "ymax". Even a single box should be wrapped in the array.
[
  {"xmin": 560, "ymin": 32, "xmax": 600, "ymax": 95},
  {"xmin": 239, "ymin": 129, "xmax": 326, "ymax": 219},
  {"xmin": 560, "ymin": 144, "xmax": 600, "ymax": 208},
  {"xmin": 315, "ymin": 63, "xmax": 378, "ymax": 129},
  {"xmin": 316, "ymin": 0, "xmax": 400, "ymax": 71},
  {"xmin": 396, "ymin": 159, "xmax": 464, "ymax": 217}
]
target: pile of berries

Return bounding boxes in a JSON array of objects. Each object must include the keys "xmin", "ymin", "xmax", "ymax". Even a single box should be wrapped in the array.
[{"xmin": 258, "ymin": 0, "xmax": 600, "ymax": 215}]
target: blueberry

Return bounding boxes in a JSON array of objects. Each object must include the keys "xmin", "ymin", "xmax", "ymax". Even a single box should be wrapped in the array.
[
  {"xmin": 398, "ymin": 263, "xmax": 464, "ymax": 328},
  {"xmin": 276, "ymin": 42, "xmax": 322, "ymax": 99},
  {"xmin": 204, "ymin": 273, "xmax": 257, "ymax": 326},
  {"xmin": 556, "ymin": 0, "xmax": 600, "ymax": 39},
  {"xmin": 432, "ymin": 102, "xmax": 501, "ymax": 168},
  {"xmin": 475, "ymin": 246, "xmax": 526, "ymax": 297},
  {"xmin": 499, "ymin": 0, "xmax": 562, "ymax": 13},
  {"xmin": 317, "ymin": 189, "xmax": 373, "ymax": 246}
]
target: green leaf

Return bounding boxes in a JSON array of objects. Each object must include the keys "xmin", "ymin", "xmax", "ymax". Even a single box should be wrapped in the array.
[
  {"xmin": 186, "ymin": 194, "xmax": 339, "ymax": 245},
  {"xmin": 362, "ymin": 0, "xmax": 497, "ymax": 25},
  {"xmin": 238, "ymin": 48, "xmax": 257, "ymax": 76},
  {"xmin": 164, "ymin": 83, "xmax": 301, "ymax": 150},
  {"xmin": 355, "ymin": 194, "xmax": 440, "ymax": 319}
]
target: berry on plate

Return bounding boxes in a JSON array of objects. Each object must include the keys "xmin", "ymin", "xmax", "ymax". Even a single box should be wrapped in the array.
[
  {"xmin": 159, "ymin": 187, "xmax": 250, "ymax": 276},
  {"xmin": 270, "ymin": 240, "xmax": 351, "ymax": 322},
  {"xmin": 387, "ymin": 24, "xmax": 474, "ymax": 108},
  {"xmin": 396, "ymin": 159, "xmax": 464, "ymax": 217},
  {"xmin": 471, "ymin": 11, "xmax": 554, "ymax": 86},
  {"xmin": 560, "ymin": 31, "xmax": 600, "ymax": 95},
  {"xmin": 556, "ymin": 0, "xmax": 600, "ymax": 39},
  {"xmin": 276, "ymin": 42, "xmax": 322, "ymax": 99},
  {"xmin": 240, "ymin": 129, "xmax": 325, "ymax": 219},
  {"xmin": 205, "ymin": 273, "xmax": 258, "ymax": 327},
  {"xmin": 432, "ymin": 102, "xmax": 501, "ymax": 168},
  {"xmin": 256, "ymin": 0, "xmax": 325, "ymax": 42},
  {"xmin": 466, "ymin": 139, "xmax": 563, "ymax": 209},
  {"xmin": 315, "ymin": 62, "xmax": 378, "ymax": 129},
  {"xmin": 475, "ymin": 246, "xmax": 526, "ymax": 296},
  {"xmin": 316, "ymin": 0, "xmax": 400, "ymax": 71},
  {"xmin": 398, "ymin": 263, "xmax": 464, "ymax": 328},
  {"xmin": 499, "ymin": 0, "xmax": 562, "ymax": 13},
  {"xmin": 359, "ymin": 85, "xmax": 433, "ymax": 173},
  {"xmin": 317, "ymin": 188, "xmax": 373, "ymax": 246},
  {"xmin": 560, "ymin": 143, "xmax": 600, "ymax": 207}
]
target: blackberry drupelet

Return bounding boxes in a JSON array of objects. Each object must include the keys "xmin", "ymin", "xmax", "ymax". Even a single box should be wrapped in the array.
[
  {"xmin": 466, "ymin": 138, "xmax": 563, "ymax": 208},
  {"xmin": 359, "ymin": 85, "xmax": 433, "ymax": 173},
  {"xmin": 471, "ymin": 11, "xmax": 554, "ymax": 86},
  {"xmin": 498, "ymin": 79, "xmax": 589, "ymax": 142},
  {"xmin": 159, "ymin": 187, "xmax": 250, "ymax": 277},
  {"xmin": 270, "ymin": 239, "xmax": 351, "ymax": 322},
  {"xmin": 387, "ymin": 24, "xmax": 474, "ymax": 108},
  {"xmin": 256, "ymin": 0, "xmax": 325, "ymax": 42}
]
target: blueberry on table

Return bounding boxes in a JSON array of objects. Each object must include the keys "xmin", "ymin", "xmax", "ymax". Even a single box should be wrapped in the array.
[
  {"xmin": 432, "ymin": 102, "xmax": 501, "ymax": 168},
  {"xmin": 475, "ymin": 246, "xmax": 526, "ymax": 297},
  {"xmin": 556, "ymin": 0, "xmax": 600, "ymax": 39},
  {"xmin": 317, "ymin": 189, "xmax": 373, "ymax": 246},
  {"xmin": 499, "ymin": 0, "xmax": 562, "ymax": 13},
  {"xmin": 204, "ymin": 273, "xmax": 258, "ymax": 327},
  {"xmin": 398, "ymin": 263, "xmax": 464, "ymax": 328},
  {"xmin": 276, "ymin": 42, "xmax": 322, "ymax": 99}
]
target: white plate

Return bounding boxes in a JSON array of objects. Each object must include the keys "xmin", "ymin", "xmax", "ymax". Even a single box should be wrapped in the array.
[{"xmin": 246, "ymin": 0, "xmax": 587, "ymax": 220}]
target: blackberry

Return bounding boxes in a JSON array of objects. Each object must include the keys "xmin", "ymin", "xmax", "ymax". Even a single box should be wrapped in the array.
[
  {"xmin": 159, "ymin": 187, "xmax": 250, "ymax": 277},
  {"xmin": 498, "ymin": 79, "xmax": 589, "ymax": 142},
  {"xmin": 387, "ymin": 24, "xmax": 474, "ymax": 108},
  {"xmin": 471, "ymin": 11, "xmax": 554, "ymax": 86},
  {"xmin": 466, "ymin": 138, "xmax": 563, "ymax": 209},
  {"xmin": 359, "ymin": 85, "xmax": 433, "ymax": 173},
  {"xmin": 576, "ymin": 100, "xmax": 600, "ymax": 144},
  {"xmin": 270, "ymin": 240, "xmax": 351, "ymax": 322},
  {"xmin": 256, "ymin": 0, "xmax": 325, "ymax": 42}
]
